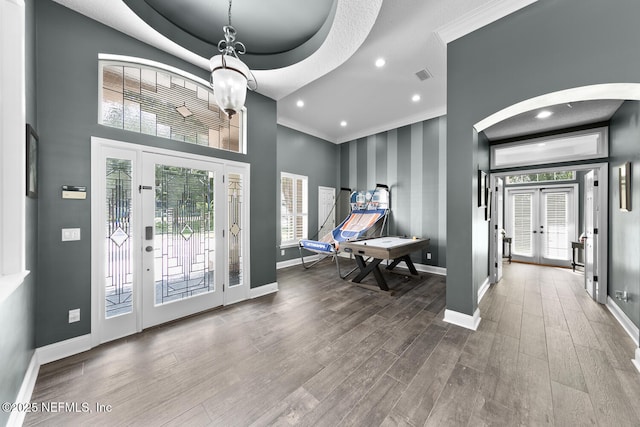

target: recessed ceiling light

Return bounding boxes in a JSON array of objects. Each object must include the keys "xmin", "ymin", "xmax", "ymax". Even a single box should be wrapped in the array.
[
  {"xmin": 340, "ymin": 121, "xmax": 347, "ymax": 127},
  {"xmin": 296, "ymin": 100, "xmax": 304, "ymax": 108},
  {"xmin": 412, "ymin": 94, "xmax": 421, "ymax": 102},
  {"xmin": 538, "ymin": 142, "xmax": 546, "ymax": 147},
  {"xmin": 375, "ymin": 58, "xmax": 386, "ymax": 68},
  {"xmin": 536, "ymin": 110, "xmax": 553, "ymax": 119}
]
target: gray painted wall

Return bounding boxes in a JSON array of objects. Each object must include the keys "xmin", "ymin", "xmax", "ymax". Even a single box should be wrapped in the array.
[
  {"xmin": 339, "ymin": 117, "xmax": 447, "ymax": 268},
  {"xmin": 277, "ymin": 125, "xmax": 340, "ymax": 262},
  {"xmin": 609, "ymin": 100, "xmax": 640, "ymax": 327},
  {"xmin": 35, "ymin": 0, "xmax": 276, "ymax": 347},
  {"xmin": 1, "ymin": 0, "xmax": 38, "ymax": 423},
  {"xmin": 448, "ymin": 0, "xmax": 640, "ymax": 319}
]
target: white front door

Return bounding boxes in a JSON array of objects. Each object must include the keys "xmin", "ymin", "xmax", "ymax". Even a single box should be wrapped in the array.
[
  {"xmin": 92, "ymin": 138, "xmax": 249, "ymax": 344},
  {"xmin": 507, "ymin": 185, "xmax": 577, "ymax": 267},
  {"xmin": 141, "ymin": 153, "xmax": 225, "ymax": 328}
]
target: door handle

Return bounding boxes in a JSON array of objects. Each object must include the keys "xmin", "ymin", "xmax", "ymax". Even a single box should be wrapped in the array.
[{"xmin": 145, "ymin": 246, "xmax": 153, "ymax": 252}]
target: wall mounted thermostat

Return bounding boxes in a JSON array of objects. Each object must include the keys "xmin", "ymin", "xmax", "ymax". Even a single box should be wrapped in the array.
[{"xmin": 62, "ymin": 185, "xmax": 86, "ymax": 199}]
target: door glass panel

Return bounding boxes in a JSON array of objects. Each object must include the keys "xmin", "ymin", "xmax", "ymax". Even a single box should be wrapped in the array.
[
  {"xmin": 228, "ymin": 172, "xmax": 243, "ymax": 287},
  {"xmin": 105, "ymin": 158, "xmax": 133, "ymax": 318},
  {"xmin": 154, "ymin": 165, "xmax": 215, "ymax": 305},
  {"xmin": 513, "ymin": 193, "xmax": 533, "ymax": 256},
  {"xmin": 543, "ymin": 192, "xmax": 569, "ymax": 260}
]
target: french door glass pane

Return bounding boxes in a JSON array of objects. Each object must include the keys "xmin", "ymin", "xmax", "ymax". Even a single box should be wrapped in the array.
[
  {"xmin": 105, "ymin": 158, "xmax": 133, "ymax": 318},
  {"xmin": 154, "ymin": 165, "xmax": 215, "ymax": 305},
  {"xmin": 228, "ymin": 173, "xmax": 243, "ymax": 287},
  {"xmin": 513, "ymin": 193, "xmax": 533, "ymax": 256},
  {"xmin": 544, "ymin": 192, "xmax": 569, "ymax": 260}
]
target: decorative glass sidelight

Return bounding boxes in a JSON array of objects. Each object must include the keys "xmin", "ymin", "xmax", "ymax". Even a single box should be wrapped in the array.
[
  {"xmin": 105, "ymin": 158, "xmax": 134, "ymax": 318},
  {"xmin": 228, "ymin": 173, "xmax": 243, "ymax": 287},
  {"xmin": 154, "ymin": 165, "xmax": 215, "ymax": 305}
]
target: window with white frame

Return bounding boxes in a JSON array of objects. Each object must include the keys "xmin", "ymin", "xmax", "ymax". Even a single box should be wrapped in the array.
[
  {"xmin": 99, "ymin": 56, "xmax": 246, "ymax": 154},
  {"xmin": 491, "ymin": 127, "xmax": 608, "ymax": 169},
  {"xmin": 0, "ymin": 0, "xmax": 27, "ymax": 300},
  {"xmin": 280, "ymin": 172, "xmax": 308, "ymax": 246}
]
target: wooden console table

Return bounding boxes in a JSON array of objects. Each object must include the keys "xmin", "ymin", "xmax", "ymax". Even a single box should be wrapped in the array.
[
  {"xmin": 571, "ymin": 241, "xmax": 584, "ymax": 271},
  {"xmin": 503, "ymin": 237, "xmax": 512, "ymax": 263}
]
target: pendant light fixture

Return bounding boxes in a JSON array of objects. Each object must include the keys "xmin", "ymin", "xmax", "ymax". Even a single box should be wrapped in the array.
[{"xmin": 210, "ymin": 0, "xmax": 257, "ymax": 118}]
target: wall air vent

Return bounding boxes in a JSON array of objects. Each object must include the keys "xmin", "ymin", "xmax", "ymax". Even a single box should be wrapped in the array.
[{"xmin": 415, "ymin": 68, "xmax": 432, "ymax": 81}]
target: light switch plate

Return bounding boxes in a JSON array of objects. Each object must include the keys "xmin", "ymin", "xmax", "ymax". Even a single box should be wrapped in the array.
[
  {"xmin": 62, "ymin": 228, "xmax": 81, "ymax": 241},
  {"xmin": 68, "ymin": 309, "xmax": 80, "ymax": 323}
]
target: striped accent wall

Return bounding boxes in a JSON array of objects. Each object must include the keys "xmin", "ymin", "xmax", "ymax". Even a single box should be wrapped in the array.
[{"xmin": 339, "ymin": 116, "xmax": 447, "ymax": 268}]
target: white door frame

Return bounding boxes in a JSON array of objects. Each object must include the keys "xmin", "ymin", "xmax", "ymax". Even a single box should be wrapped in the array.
[
  {"xmin": 318, "ymin": 186, "xmax": 336, "ymax": 239},
  {"xmin": 91, "ymin": 136, "xmax": 251, "ymax": 346},
  {"xmin": 491, "ymin": 162, "xmax": 608, "ymax": 303},
  {"xmin": 505, "ymin": 184, "xmax": 578, "ymax": 266},
  {"xmin": 489, "ymin": 177, "xmax": 504, "ymax": 284}
]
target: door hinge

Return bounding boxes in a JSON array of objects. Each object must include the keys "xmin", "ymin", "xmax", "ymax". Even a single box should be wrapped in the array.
[
  {"xmin": 594, "ymin": 180, "xmax": 599, "ymax": 186},
  {"xmin": 223, "ymin": 175, "xmax": 225, "ymax": 183},
  {"xmin": 593, "ymin": 228, "xmax": 598, "ymax": 235},
  {"xmin": 593, "ymin": 275, "xmax": 598, "ymax": 282},
  {"xmin": 223, "ymin": 283, "xmax": 225, "ymax": 291},
  {"xmin": 495, "ymin": 262, "xmax": 498, "ymax": 268},
  {"xmin": 223, "ymin": 229, "xmax": 225, "ymax": 238},
  {"xmin": 495, "ymin": 224, "xmax": 498, "ymax": 230}
]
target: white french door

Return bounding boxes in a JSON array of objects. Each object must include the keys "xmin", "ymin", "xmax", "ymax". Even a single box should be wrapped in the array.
[
  {"xmin": 506, "ymin": 185, "xmax": 577, "ymax": 267},
  {"xmin": 92, "ymin": 138, "xmax": 249, "ymax": 344},
  {"xmin": 141, "ymin": 153, "xmax": 224, "ymax": 328}
]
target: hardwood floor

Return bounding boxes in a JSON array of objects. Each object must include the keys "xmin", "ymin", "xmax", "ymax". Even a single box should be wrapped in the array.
[{"xmin": 24, "ymin": 261, "xmax": 640, "ymax": 426}]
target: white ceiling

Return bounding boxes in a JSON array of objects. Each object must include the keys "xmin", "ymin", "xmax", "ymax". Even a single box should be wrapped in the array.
[
  {"xmin": 484, "ymin": 99, "xmax": 624, "ymax": 141},
  {"xmin": 53, "ymin": 0, "xmax": 538, "ymax": 144}
]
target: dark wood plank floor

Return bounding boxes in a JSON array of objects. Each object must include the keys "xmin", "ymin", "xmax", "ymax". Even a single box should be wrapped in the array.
[{"xmin": 24, "ymin": 261, "xmax": 640, "ymax": 426}]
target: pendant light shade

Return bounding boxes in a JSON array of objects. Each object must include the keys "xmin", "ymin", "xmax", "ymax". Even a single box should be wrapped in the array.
[
  {"xmin": 210, "ymin": 54, "xmax": 250, "ymax": 118},
  {"xmin": 209, "ymin": 1, "xmax": 256, "ymax": 119}
]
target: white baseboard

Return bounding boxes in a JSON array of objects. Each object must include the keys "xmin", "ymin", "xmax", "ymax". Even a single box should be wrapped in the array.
[
  {"xmin": 7, "ymin": 352, "xmax": 39, "ymax": 427},
  {"xmin": 249, "ymin": 282, "xmax": 278, "ymax": 299},
  {"xmin": 444, "ymin": 308, "xmax": 481, "ymax": 331},
  {"xmin": 276, "ymin": 254, "xmax": 319, "ymax": 270},
  {"xmin": 633, "ymin": 348, "xmax": 640, "ymax": 374},
  {"xmin": 413, "ymin": 262, "xmax": 447, "ymax": 276},
  {"xmin": 477, "ymin": 277, "xmax": 490, "ymax": 303},
  {"xmin": 606, "ymin": 297, "xmax": 639, "ymax": 347},
  {"xmin": 35, "ymin": 334, "xmax": 92, "ymax": 366}
]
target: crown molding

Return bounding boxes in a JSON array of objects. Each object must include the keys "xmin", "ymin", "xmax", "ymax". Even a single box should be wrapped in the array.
[
  {"xmin": 336, "ymin": 105, "xmax": 446, "ymax": 144},
  {"xmin": 278, "ymin": 118, "xmax": 337, "ymax": 144}
]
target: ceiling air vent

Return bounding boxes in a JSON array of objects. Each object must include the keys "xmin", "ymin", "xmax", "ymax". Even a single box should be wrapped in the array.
[{"xmin": 415, "ymin": 68, "xmax": 432, "ymax": 81}]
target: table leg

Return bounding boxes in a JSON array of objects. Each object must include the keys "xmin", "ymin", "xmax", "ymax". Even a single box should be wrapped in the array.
[
  {"xmin": 352, "ymin": 256, "xmax": 388, "ymax": 291},
  {"xmin": 386, "ymin": 255, "xmax": 419, "ymax": 275}
]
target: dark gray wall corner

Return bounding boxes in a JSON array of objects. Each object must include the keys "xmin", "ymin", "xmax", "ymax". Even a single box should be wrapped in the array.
[
  {"xmin": 35, "ymin": 0, "xmax": 277, "ymax": 347},
  {"xmin": 447, "ymin": 0, "xmax": 640, "ymax": 319},
  {"xmin": 608, "ymin": 100, "xmax": 640, "ymax": 326},
  {"xmin": 276, "ymin": 125, "xmax": 339, "ymax": 262}
]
